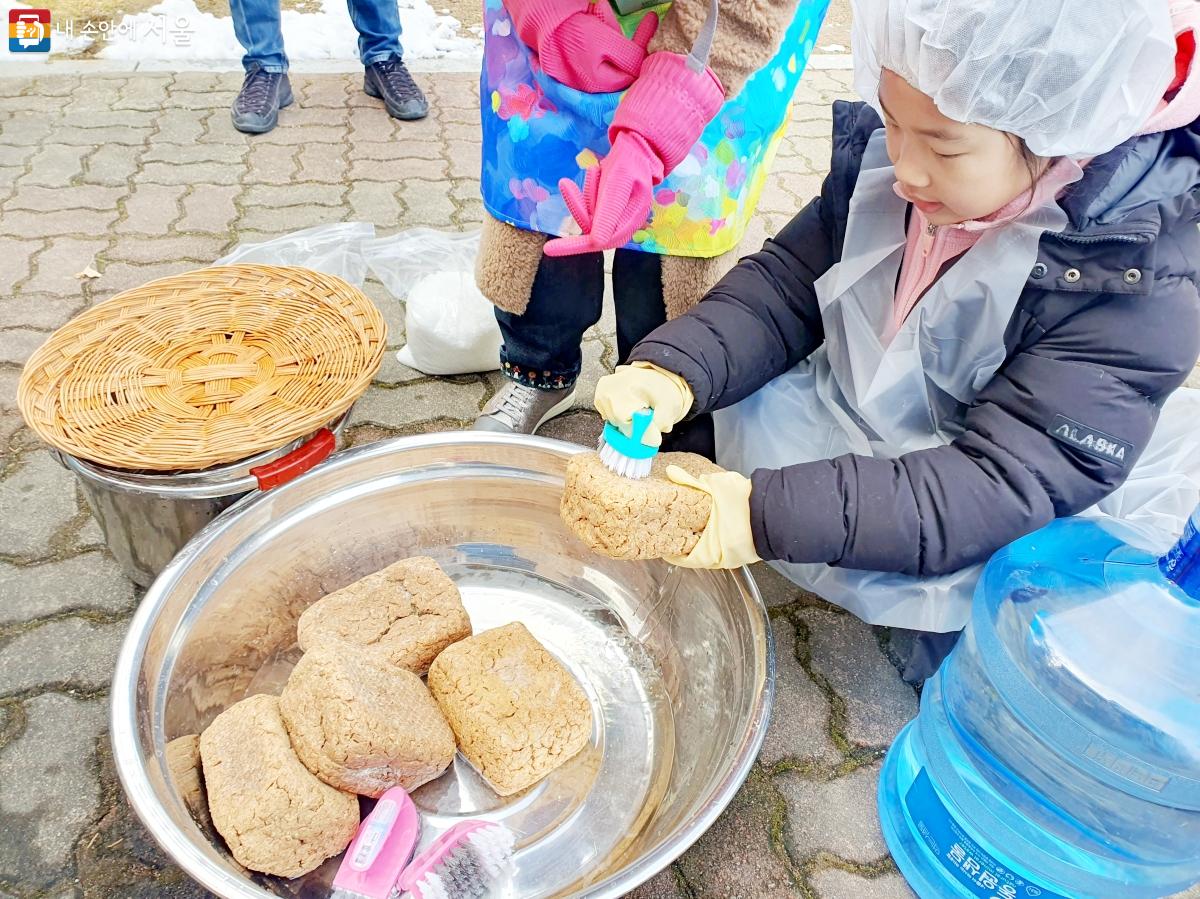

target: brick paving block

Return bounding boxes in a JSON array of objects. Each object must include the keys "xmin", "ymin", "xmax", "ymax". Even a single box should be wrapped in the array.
[
  {"xmin": 106, "ymin": 235, "xmax": 227, "ymax": 265},
  {"xmin": 0, "ymin": 553, "xmax": 137, "ymax": 627},
  {"xmin": 169, "ymin": 90, "xmax": 232, "ymax": 110},
  {"xmin": 373, "ymin": 354, "xmax": 427, "ymax": 387},
  {"xmin": 258, "ymin": 123, "xmax": 347, "ymax": 146},
  {"xmin": 758, "ymin": 616, "xmax": 839, "ymax": 767},
  {"xmin": 0, "ymin": 143, "xmax": 37, "ymax": 167},
  {"xmin": 349, "ymin": 105, "xmax": 399, "ymax": 143},
  {"xmin": 349, "ymin": 140, "xmax": 443, "ymax": 161},
  {"xmin": 0, "ymin": 237, "xmax": 43, "ymax": 295},
  {"xmin": 0, "ymin": 618, "xmax": 128, "ymax": 696},
  {"xmin": 115, "ymin": 76, "xmax": 171, "ymax": 111},
  {"xmin": 88, "ymin": 262, "xmax": 190, "ymax": 306},
  {"xmin": 809, "ymin": 868, "xmax": 916, "ymax": 899},
  {"xmin": 140, "ymin": 160, "xmax": 242, "ymax": 186},
  {"xmin": 246, "ymin": 142, "xmax": 298, "ymax": 185},
  {"xmin": 21, "ymin": 237, "xmax": 108, "ymax": 297},
  {"xmin": 442, "ymin": 105, "xmax": 479, "ymax": 125},
  {"xmin": 350, "ymin": 155, "xmax": 448, "ymax": 182},
  {"xmin": 398, "ymin": 178, "xmax": 458, "ymax": 225},
  {"xmin": 433, "ymin": 75, "xmax": 480, "ymax": 110},
  {"xmin": 445, "ymin": 139, "xmax": 482, "ymax": 179},
  {"xmin": 0, "ymin": 328, "xmax": 51, "ymax": 366},
  {"xmin": 28, "ymin": 75, "xmax": 81, "ymax": 97},
  {"xmin": 0, "ymin": 693, "xmax": 108, "ymax": 888},
  {"xmin": 450, "ymin": 180, "xmax": 482, "ymax": 201},
  {"xmin": 198, "ymin": 109, "xmax": 255, "ymax": 144},
  {"xmin": 350, "ymin": 378, "xmax": 487, "ymax": 429},
  {"xmin": 393, "ymin": 112, "xmax": 443, "ymax": 142},
  {"xmin": 567, "ymin": 338, "xmax": 608, "ymax": 411},
  {"xmin": 0, "ymin": 451, "xmax": 80, "ymax": 558},
  {"xmin": 776, "ymin": 762, "xmax": 889, "ymax": 864},
  {"xmin": 141, "ymin": 142, "xmax": 247, "ymax": 166},
  {"xmin": 0, "ymin": 77, "xmax": 33, "ymax": 98},
  {"xmin": 82, "ymin": 145, "xmax": 141, "ymax": 186},
  {"xmin": 0, "ymin": 295, "xmax": 83, "ymax": 331},
  {"xmin": 347, "ymin": 181, "xmax": 402, "ymax": 230},
  {"xmin": 176, "ymin": 184, "xmax": 241, "ymax": 234},
  {"xmin": 116, "ymin": 183, "xmax": 188, "ymax": 235},
  {"xmin": 153, "ymin": 108, "xmax": 208, "ymax": 145},
  {"xmin": 776, "ymin": 171, "xmax": 824, "ymax": 203},
  {"xmin": 5, "ymin": 185, "xmax": 124, "ymax": 213},
  {"xmin": 0, "ymin": 369, "xmax": 19, "ymax": 409},
  {"xmin": 62, "ymin": 107, "xmax": 157, "ymax": 128},
  {"xmin": 237, "ymin": 202, "xmax": 346, "ymax": 232},
  {"xmin": 801, "ymin": 608, "xmax": 918, "ymax": 747},
  {"xmin": 455, "ymin": 198, "xmax": 485, "ymax": 226},
  {"xmin": 295, "ymin": 142, "xmax": 350, "ymax": 182},
  {"xmin": 538, "ymin": 409, "xmax": 602, "ymax": 447},
  {"xmin": 676, "ymin": 768, "xmax": 801, "ymax": 899},
  {"xmin": 442, "ymin": 120, "xmax": 481, "ymax": 142},
  {"xmin": 1, "ymin": 111, "xmax": 57, "ymax": 146},
  {"xmin": 359, "ymin": 279, "xmax": 404, "ymax": 344},
  {"xmin": 624, "ymin": 867, "xmax": 691, "ymax": 899},
  {"xmin": 19, "ymin": 145, "xmax": 86, "ymax": 187},
  {"xmin": 752, "ymin": 562, "xmax": 819, "ymax": 610},
  {"xmin": 51, "ymin": 125, "xmax": 152, "ymax": 147},
  {"xmin": 302, "ymin": 76, "xmax": 351, "ymax": 108},
  {"xmin": 243, "ymin": 182, "xmax": 344, "ymax": 209}
]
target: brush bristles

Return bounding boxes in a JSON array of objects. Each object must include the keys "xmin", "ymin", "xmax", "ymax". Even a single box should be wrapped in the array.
[
  {"xmin": 408, "ymin": 824, "xmax": 515, "ymax": 899},
  {"xmin": 598, "ymin": 438, "xmax": 654, "ymax": 480}
]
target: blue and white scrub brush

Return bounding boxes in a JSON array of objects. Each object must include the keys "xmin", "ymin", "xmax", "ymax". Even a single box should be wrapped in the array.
[{"xmin": 599, "ymin": 408, "xmax": 658, "ymax": 480}]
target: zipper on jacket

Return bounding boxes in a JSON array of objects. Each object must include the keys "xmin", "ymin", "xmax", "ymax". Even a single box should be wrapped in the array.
[{"xmin": 1056, "ymin": 231, "xmax": 1152, "ymax": 245}]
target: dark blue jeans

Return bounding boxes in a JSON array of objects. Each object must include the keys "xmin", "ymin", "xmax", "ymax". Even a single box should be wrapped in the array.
[
  {"xmin": 495, "ymin": 248, "xmax": 715, "ymax": 457},
  {"xmin": 230, "ymin": 0, "xmax": 403, "ymax": 72}
]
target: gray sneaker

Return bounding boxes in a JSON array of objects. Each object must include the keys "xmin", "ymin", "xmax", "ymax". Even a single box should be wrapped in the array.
[{"xmin": 473, "ymin": 381, "xmax": 577, "ymax": 435}]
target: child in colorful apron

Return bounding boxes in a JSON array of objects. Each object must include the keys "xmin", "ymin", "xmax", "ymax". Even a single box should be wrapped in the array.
[{"xmin": 472, "ymin": 0, "xmax": 832, "ymax": 441}]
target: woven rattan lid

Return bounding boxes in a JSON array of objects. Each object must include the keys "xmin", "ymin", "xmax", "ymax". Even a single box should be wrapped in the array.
[{"xmin": 18, "ymin": 265, "xmax": 387, "ymax": 472}]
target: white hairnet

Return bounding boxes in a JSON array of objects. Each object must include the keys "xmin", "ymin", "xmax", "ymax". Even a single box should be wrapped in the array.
[{"xmin": 851, "ymin": 0, "xmax": 1176, "ymax": 158}]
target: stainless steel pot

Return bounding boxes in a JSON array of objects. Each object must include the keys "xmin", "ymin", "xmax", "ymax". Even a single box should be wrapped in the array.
[
  {"xmin": 58, "ymin": 412, "xmax": 349, "ymax": 587},
  {"xmin": 111, "ymin": 433, "xmax": 773, "ymax": 897}
]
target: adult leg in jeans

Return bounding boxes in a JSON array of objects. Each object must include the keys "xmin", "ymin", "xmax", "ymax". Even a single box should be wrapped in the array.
[
  {"xmin": 476, "ymin": 250, "xmax": 604, "ymax": 433},
  {"xmin": 612, "ymin": 249, "xmax": 716, "ymax": 460},
  {"xmin": 346, "ymin": 0, "xmax": 403, "ymax": 66},
  {"xmin": 229, "ymin": 0, "xmax": 288, "ymax": 73}
]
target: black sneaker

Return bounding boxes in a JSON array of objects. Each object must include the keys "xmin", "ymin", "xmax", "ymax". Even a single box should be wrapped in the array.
[
  {"xmin": 363, "ymin": 57, "xmax": 429, "ymax": 121},
  {"xmin": 231, "ymin": 67, "xmax": 293, "ymax": 134}
]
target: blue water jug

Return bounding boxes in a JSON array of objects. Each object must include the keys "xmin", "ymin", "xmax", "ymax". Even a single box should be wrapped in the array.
[{"xmin": 879, "ymin": 506, "xmax": 1200, "ymax": 898}]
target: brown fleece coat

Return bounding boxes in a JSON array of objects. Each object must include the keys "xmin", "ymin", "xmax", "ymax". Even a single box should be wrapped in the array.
[{"xmin": 475, "ymin": 0, "xmax": 803, "ymax": 318}]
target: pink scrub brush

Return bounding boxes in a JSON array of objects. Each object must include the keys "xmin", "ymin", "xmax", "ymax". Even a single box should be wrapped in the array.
[
  {"xmin": 396, "ymin": 820, "xmax": 516, "ymax": 899},
  {"xmin": 330, "ymin": 787, "xmax": 420, "ymax": 899}
]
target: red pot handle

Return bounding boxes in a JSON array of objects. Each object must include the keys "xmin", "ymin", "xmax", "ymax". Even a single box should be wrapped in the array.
[{"xmin": 250, "ymin": 428, "xmax": 336, "ymax": 491}]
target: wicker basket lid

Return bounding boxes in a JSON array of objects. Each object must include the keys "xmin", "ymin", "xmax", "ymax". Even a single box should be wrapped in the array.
[{"xmin": 18, "ymin": 265, "xmax": 387, "ymax": 472}]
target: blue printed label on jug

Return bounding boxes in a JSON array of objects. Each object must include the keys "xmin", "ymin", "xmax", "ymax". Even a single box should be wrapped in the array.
[{"xmin": 904, "ymin": 768, "xmax": 1068, "ymax": 899}]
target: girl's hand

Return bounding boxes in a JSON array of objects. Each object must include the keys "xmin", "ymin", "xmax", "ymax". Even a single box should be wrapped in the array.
[
  {"xmin": 663, "ymin": 465, "xmax": 759, "ymax": 569},
  {"xmin": 594, "ymin": 362, "xmax": 694, "ymax": 446}
]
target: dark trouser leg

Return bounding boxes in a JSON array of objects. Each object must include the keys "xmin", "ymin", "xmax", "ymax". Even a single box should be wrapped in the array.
[
  {"xmin": 494, "ymin": 249, "xmax": 604, "ymax": 389},
  {"xmin": 612, "ymin": 249, "xmax": 715, "ymax": 460}
]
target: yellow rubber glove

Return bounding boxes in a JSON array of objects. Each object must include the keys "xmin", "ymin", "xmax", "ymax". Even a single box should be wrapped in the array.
[
  {"xmin": 664, "ymin": 464, "xmax": 760, "ymax": 569},
  {"xmin": 593, "ymin": 361, "xmax": 694, "ymax": 447}
]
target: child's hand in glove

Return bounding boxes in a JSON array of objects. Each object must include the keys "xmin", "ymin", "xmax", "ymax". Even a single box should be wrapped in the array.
[
  {"xmin": 594, "ymin": 362, "xmax": 694, "ymax": 447},
  {"xmin": 505, "ymin": 0, "xmax": 658, "ymax": 95},
  {"xmin": 664, "ymin": 465, "xmax": 759, "ymax": 569},
  {"xmin": 545, "ymin": 52, "xmax": 725, "ymax": 256}
]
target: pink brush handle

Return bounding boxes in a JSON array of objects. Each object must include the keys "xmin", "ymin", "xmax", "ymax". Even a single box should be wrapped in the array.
[
  {"xmin": 396, "ymin": 821, "xmax": 492, "ymax": 893},
  {"xmin": 332, "ymin": 787, "xmax": 420, "ymax": 899}
]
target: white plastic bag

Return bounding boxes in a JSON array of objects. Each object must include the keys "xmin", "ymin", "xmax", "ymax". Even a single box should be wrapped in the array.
[
  {"xmin": 213, "ymin": 222, "xmax": 377, "ymax": 286},
  {"xmin": 363, "ymin": 229, "xmax": 502, "ymax": 376}
]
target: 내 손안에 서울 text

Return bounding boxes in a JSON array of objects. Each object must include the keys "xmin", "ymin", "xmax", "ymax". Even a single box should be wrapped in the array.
[{"xmin": 7, "ymin": 9, "xmax": 193, "ymax": 50}]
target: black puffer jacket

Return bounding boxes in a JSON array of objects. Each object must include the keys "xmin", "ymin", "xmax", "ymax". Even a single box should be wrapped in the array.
[{"xmin": 630, "ymin": 101, "xmax": 1200, "ymax": 576}]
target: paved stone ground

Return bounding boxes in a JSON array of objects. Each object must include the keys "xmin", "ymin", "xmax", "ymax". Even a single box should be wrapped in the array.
[{"xmin": 0, "ymin": 67, "xmax": 1195, "ymax": 899}]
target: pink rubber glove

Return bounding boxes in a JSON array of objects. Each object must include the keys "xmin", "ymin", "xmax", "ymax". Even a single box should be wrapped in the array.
[
  {"xmin": 504, "ymin": 0, "xmax": 659, "ymax": 94},
  {"xmin": 545, "ymin": 51, "xmax": 725, "ymax": 256}
]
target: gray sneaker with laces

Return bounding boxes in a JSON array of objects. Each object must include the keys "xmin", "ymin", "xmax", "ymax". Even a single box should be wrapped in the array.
[{"xmin": 473, "ymin": 381, "xmax": 576, "ymax": 435}]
